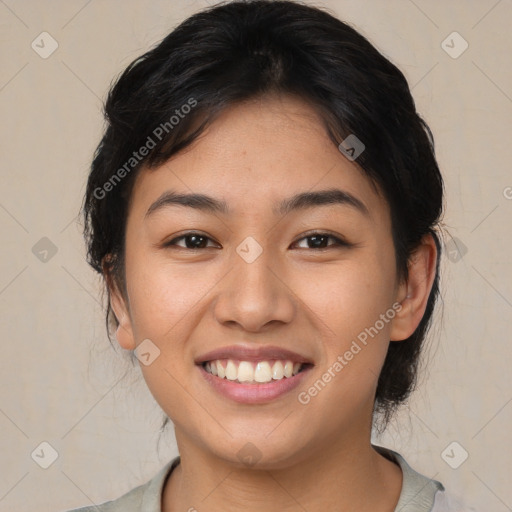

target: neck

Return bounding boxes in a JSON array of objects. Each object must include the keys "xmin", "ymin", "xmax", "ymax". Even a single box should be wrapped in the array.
[{"xmin": 162, "ymin": 429, "xmax": 402, "ymax": 512}]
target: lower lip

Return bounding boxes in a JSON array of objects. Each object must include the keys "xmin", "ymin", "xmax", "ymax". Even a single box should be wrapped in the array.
[{"xmin": 198, "ymin": 364, "xmax": 312, "ymax": 404}]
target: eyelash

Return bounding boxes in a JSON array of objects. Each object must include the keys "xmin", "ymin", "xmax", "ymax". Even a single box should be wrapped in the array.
[{"xmin": 163, "ymin": 231, "xmax": 352, "ymax": 251}]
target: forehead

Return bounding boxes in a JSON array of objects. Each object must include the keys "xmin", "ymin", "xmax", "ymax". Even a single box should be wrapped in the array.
[{"xmin": 129, "ymin": 95, "xmax": 389, "ymax": 224}]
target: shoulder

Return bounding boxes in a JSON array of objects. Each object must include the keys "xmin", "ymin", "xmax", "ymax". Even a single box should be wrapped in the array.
[
  {"xmin": 60, "ymin": 457, "xmax": 180, "ymax": 512},
  {"xmin": 432, "ymin": 489, "xmax": 479, "ymax": 512},
  {"xmin": 373, "ymin": 445, "xmax": 478, "ymax": 512},
  {"xmin": 61, "ymin": 483, "xmax": 145, "ymax": 512}
]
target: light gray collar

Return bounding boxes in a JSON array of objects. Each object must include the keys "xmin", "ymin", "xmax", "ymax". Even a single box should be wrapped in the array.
[
  {"xmin": 374, "ymin": 445, "xmax": 445, "ymax": 512},
  {"xmin": 141, "ymin": 447, "xmax": 444, "ymax": 512}
]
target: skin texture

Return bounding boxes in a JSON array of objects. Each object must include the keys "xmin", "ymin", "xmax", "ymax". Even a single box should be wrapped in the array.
[{"xmin": 108, "ymin": 94, "xmax": 437, "ymax": 512}]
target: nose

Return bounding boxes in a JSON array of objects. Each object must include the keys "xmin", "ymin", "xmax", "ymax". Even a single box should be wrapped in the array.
[{"xmin": 212, "ymin": 245, "xmax": 296, "ymax": 333}]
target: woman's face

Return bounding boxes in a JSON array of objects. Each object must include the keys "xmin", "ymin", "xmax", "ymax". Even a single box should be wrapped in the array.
[{"xmin": 111, "ymin": 94, "xmax": 417, "ymax": 468}]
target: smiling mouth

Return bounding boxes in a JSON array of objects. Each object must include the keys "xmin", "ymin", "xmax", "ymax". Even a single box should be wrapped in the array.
[{"xmin": 202, "ymin": 359, "xmax": 313, "ymax": 384}]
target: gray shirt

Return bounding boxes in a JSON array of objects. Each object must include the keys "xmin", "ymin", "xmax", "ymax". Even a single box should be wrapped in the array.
[{"xmin": 63, "ymin": 446, "xmax": 472, "ymax": 512}]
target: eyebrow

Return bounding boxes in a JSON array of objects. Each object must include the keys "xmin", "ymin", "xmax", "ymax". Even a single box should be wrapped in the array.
[{"xmin": 145, "ymin": 188, "xmax": 370, "ymax": 219}]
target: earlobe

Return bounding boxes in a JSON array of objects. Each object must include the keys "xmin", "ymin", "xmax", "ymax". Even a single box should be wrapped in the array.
[
  {"xmin": 110, "ymin": 288, "xmax": 136, "ymax": 351},
  {"xmin": 389, "ymin": 234, "xmax": 438, "ymax": 342},
  {"xmin": 102, "ymin": 257, "xmax": 136, "ymax": 351}
]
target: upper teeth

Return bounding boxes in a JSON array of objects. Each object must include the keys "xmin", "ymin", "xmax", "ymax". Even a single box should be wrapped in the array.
[{"xmin": 204, "ymin": 359, "xmax": 303, "ymax": 383}]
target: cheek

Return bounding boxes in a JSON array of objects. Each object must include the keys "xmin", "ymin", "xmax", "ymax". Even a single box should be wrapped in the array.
[
  {"xmin": 294, "ymin": 258, "xmax": 396, "ymax": 412},
  {"xmin": 125, "ymin": 260, "xmax": 217, "ymax": 341},
  {"xmin": 123, "ymin": 260, "xmax": 217, "ymax": 409},
  {"xmin": 297, "ymin": 253, "xmax": 397, "ymax": 344}
]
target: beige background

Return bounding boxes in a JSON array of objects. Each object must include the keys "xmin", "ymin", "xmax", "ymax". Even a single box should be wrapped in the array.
[{"xmin": 1, "ymin": 0, "xmax": 511, "ymax": 510}]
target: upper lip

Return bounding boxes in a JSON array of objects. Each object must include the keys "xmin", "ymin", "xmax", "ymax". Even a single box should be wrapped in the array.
[{"xmin": 195, "ymin": 345, "xmax": 314, "ymax": 365}]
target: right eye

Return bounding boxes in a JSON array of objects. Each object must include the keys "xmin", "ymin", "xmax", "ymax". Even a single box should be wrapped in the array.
[{"xmin": 164, "ymin": 232, "xmax": 220, "ymax": 250}]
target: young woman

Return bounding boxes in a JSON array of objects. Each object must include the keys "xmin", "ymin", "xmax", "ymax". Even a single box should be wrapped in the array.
[{"xmin": 66, "ymin": 1, "xmax": 473, "ymax": 510}]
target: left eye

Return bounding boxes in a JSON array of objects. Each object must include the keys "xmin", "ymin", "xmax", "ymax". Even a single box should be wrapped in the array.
[
  {"xmin": 164, "ymin": 232, "xmax": 349, "ymax": 250},
  {"xmin": 292, "ymin": 233, "xmax": 349, "ymax": 250}
]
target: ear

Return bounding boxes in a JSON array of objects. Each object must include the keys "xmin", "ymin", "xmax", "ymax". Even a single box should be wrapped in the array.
[
  {"xmin": 389, "ymin": 233, "xmax": 438, "ymax": 342},
  {"xmin": 102, "ymin": 256, "xmax": 136, "ymax": 351}
]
